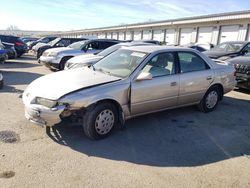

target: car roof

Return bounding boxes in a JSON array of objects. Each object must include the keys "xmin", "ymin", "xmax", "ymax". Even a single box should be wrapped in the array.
[
  {"xmin": 123, "ymin": 45, "xmax": 195, "ymax": 53},
  {"xmin": 220, "ymin": 41, "xmax": 248, "ymax": 44},
  {"xmin": 115, "ymin": 42, "xmax": 155, "ymax": 47}
]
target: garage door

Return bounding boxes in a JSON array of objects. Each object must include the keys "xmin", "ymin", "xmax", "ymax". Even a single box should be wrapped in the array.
[
  {"xmin": 153, "ymin": 30, "xmax": 164, "ymax": 42},
  {"xmin": 247, "ymin": 25, "xmax": 250, "ymax": 41},
  {"xmin": 106, "ymin": 33, "xmax": 112, "ymax": 39},
  {"xmin": 112, "ymin": 32, "xmax": 118, "ymax": 40},
  {"xmin": 165, "ymin": 29, "xmax": 175, "ymax": 45},
  {"xmin": 143, "ymin": 30, "xmax": 152, "ymax": 40},
  {"xmin": 219, "ymin": 25, "xmax": 239, "ymax": 43},
  {"xmin": 118, "ymin": 32, "xmax": 125, "ymax": 40},
  {"xmin": 126, "ymin": 32, "xmax": 132, "ymax": 40},
  {"xmin": 98, "ymin": 33, "xmax": 105, "ymax": 39},
  {"xmin": 134, "ymin": 31, "xmax": 142, "ymax": 40},
  {"xmin": 180, "ymin": 28, "xmax": 193, "ymax": 45},
  {"xmin": 197, "ymin": 27, "xmax": 213, "ymax": 44}
]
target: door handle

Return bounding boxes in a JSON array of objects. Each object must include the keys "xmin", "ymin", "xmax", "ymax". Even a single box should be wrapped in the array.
[
  {"xmin": 170, "ymin": 82, "xmax": 177, "ymax": 86},
  {"xmin": 206, "ymin": 76, "xmax": 212, "ymax": 80}
]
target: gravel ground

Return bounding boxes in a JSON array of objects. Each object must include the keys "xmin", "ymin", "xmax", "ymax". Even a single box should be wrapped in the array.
[{"xmin": 0, "ymin": 54, "xmax": 250, "ymax": 188}]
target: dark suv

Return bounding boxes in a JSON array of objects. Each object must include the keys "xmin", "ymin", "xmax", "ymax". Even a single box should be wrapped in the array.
[
  {"xmin": 36, "ymin": 38, "xmax": 86, "ymax": 59},
  {"xmin": 227, "ymin": 53, "xmax": 250, "ymax": 89},
  {"xmin": 0, "ymin": 35, "xmax": 28, "ymax": 57}
]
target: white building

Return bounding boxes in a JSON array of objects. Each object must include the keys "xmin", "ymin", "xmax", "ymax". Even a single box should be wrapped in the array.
[{"xmin": 54, "ymin": 10, "xmax": 250, "ymax": 45}]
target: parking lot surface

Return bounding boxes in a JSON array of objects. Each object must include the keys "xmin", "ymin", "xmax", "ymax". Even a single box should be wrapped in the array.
[{"xmin": 0, "ymin": 54, "xmax": 250, "ymax": 188}]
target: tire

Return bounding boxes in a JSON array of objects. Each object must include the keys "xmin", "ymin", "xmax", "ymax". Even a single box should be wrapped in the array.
[
  {"xmin": 198, "ymin": 86, "xmax": 220, "ymax": 113},
  {"xmin": 0, "ymin": 80, "xmax": 3, "ymax": 89},
  {"xmin": 83, "ymin": 102, "xmax": 118, "ymax": 140},
  {"xmin": 59, "ymin": 56, "xmax": 73, "ymax": 70}
]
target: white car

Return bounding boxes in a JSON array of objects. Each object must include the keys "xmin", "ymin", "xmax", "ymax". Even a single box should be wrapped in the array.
[
  {"xmin": 64, "ymin": 42, "xmax": 156, "ymax": 70},
  {"xmin": 39, "ymin": 39, "xmax": 119, "ymax": 70}
]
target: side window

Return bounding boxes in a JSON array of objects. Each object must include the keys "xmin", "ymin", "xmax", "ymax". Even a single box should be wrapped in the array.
[
  {"xmin": 142, "ymin": 52, "xmax": 175, "ymax": 77},
  {"xmin": 243, "ymin": 44, "xmax": 250, "ymax": 54},
  {"xmin": 60, "ymin": 39, "xmax": 70, "ymax": 46},
  {"xmin": 178, "ymin": 52, "xmax": 209, "ymax": 73},
  {"xmin": 86, "ymin": 42, "xmax": 99, "ymax": 50},
  {"xmin": 100, "ymin": 42, "xmax": 116, "ymax": 49}
]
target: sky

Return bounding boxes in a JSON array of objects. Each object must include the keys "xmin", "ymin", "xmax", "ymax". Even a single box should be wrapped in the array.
[{"xmin": 0, "ymin": 0, "xmax": 250, "ymax": 31}]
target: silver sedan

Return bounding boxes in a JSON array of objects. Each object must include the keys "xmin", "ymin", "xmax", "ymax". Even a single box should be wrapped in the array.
[{"xmin": 23, "ymin": 46, "xmax": 236, "ymax": 139}]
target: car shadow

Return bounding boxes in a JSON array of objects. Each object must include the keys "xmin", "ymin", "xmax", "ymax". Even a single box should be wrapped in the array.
[
  {"xmin": 234, "ymin": 88, "xmax": 250, "ymax": 94},
  {"xmin": 0, "ymin": 70, "xmax": 44, "ymax": 94},
  {"xmin": 1, "ymin": 61, "xmax": 40, "ymax": 69},
  {"xmin": 46, "ymin": 96, "xmax": 250, "ymax": 167}
]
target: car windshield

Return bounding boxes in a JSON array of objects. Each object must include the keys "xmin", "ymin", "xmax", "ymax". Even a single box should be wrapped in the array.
[
  {"xmin": 69, "ymin": 41, "xmax": 87, "ymax": 49},
  {"xmin": 49, "ymin": 38, "xmax": 61, "ymax": 46},
  {"xmin": 98, "ymin": 44, "xmax": 123, "ymax": 56},
  {"xmin": 93, "ymin": 49, "xmax": 147, "ymax": 78},
  {"xmin": 213, "ymin": 42, "xmax": 244, "ymax": 52}
]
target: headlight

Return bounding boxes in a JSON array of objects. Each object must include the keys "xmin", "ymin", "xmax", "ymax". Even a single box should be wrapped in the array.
[
  {"xmin": 48, "ymin": 52, "xmax": 58, "ymax": 57},
  {"xmin": 36, "ymin": 97, "xmax": 57, "ymax": 108}
]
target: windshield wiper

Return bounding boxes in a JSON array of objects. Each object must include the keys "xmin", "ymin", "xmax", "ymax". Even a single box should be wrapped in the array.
[{"xmin": 95, "ymin": 68, "xmax": 112, "ymax": 75}]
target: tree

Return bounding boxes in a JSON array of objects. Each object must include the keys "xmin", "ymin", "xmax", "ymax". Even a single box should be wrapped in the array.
[{"xmin": 6, "ymin": 25, "xmax": 20, "ymax": 31}]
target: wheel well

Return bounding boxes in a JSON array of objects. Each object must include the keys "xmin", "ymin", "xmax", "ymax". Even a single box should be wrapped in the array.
[
  {"xmin": 95, "ymin": 99, "xmax": 122, "ymax": 112},
  {"xmin": 59, "ymin": 56, "xmax": 73, "ymax": 69},
  {"xmin": 210, "ymin": 83, "xmax": 224, "ymax": 100}
]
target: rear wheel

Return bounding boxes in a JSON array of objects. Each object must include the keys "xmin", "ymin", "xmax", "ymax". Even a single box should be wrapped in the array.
[
  {"xmin": 59, "ymin": 56, "xmax": 73, "ymax": 70},
  {"xmin": 198, "ymin": 86, "xmax": 221, "ymax": 113},
  {"xmin": 82, "ymin": 102, "xmax": 118, "ymax": 140}
]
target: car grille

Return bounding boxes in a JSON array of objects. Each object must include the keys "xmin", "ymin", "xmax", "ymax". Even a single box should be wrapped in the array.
[{"xmin": 235, "ymin": 64, "xmax": 249, "ymax": 73}]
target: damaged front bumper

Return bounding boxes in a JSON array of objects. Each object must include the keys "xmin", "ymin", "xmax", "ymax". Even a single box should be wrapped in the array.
[{"xmin": 24, "ymin": 104, "xmax": 66, "ymax": 127}]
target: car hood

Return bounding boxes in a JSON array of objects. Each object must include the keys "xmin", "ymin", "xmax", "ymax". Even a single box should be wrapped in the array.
[
  {"xmin": 203, "ymin": 50, "xmax": 236, "ymax": 58},
  {"xmin": 46, "ymin": 47, "xmax": 81, "ymax": 55},
  {"xmin": 45, "ymin": 47, "xmax": 70, "ymax": 53},
  {"xmin": 68, "ymin": 54, "xmax": 103, "ymax": 64},
  {"xmin": 227, "ymin": 56, "xmax": 250, "ymax": 66},
  {"xmin": 24, "ymin": 67, "xmax": 121, "ymax": 100}
]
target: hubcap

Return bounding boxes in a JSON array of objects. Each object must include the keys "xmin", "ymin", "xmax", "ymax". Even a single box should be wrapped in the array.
[
  {"xmin": 206, "ymin": 91, "xmax": 218, "ymax": 109},
  {"xmin": 95, "ymin": 109, "xmax": 115, "ymax": 135}
]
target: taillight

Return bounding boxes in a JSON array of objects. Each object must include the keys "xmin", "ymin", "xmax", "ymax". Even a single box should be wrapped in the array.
[{"xmin": 15, "ymin": 42, "xmax": 24, "ymax": 46}]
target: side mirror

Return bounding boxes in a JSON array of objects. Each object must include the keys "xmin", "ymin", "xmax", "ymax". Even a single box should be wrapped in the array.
[
  {"xmin": 136, "ymin": 72, "xmax": 152, "ymax": 81},
  {"xmin": 242, "ymin": 50, "xmax": 249, "ymax": 55}
]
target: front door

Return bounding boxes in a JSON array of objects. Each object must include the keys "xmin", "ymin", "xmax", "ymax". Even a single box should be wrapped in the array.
[{"xmin": 131, "ymin": 52, "xmax": 180, "ymax": 116}]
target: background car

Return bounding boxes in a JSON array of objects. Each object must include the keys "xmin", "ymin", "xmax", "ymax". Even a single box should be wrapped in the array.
[
  {"xmin": 227, "ymin": 52, "xmax": 250, "ymax": 89},
  {"xmin": 0, "ymin": 72, "xmax": 3, "ymax": 89},
  {"xmin": 36, "ymin": 37, "xmax": 87, "ymax": 59},
  {"xmin": 39, "ymin": 39, "xmax": 120, "ymax": 70},
  {"xmin": 21, "ymin": 37, "xmax": 39, "ymax": 44},
  {"xmin": 0, "ymin": 35, "xmax": 28, "ymax": 57},
  {"xmin": 0, "ymin": 46, "xmax": 7, "ymax": 63},
  {"xmin": 0, "ymin": 41, "xmax": 17, "ymax": 59},
  {"xmin": 204, "ymin": 41, "xmax": 250, "ymax": 60},
  {"xmin": 27, "ymin": 36, "xmax": 57, "ymax": 50},
  {"xmin": 23, "ymin": 46, "xmax": 235, "ymax": 139},
  {"xmin": 65, "ymin": 41, "xmax": 157, "ymax": 70}
]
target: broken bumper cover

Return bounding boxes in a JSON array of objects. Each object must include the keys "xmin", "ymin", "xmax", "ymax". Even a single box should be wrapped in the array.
[{"xmin": 24, "ymin": 104, "xmax": 66, "ymax": 127}]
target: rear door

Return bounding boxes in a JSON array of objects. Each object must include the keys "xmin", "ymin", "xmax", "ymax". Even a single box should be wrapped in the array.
[
  {"xmin": 177, "ymin": 51, "xmax": 214, "ymax": 105},
  {"xmin": 131, "ymin": 52, "xmax": 180, "ymax": 115}
]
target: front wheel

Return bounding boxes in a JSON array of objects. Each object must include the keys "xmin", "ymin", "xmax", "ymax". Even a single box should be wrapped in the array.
[
  {"xmin": 83, "ymin": 102, "xmax": 118, "ymax": 140},
  {"xmin": 59, "ymin": 56, "xmax": 73, "ymax": 70},
  {"xmin": 198, "ymin": 86, "xmax": 220, "ymax": 113}
]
